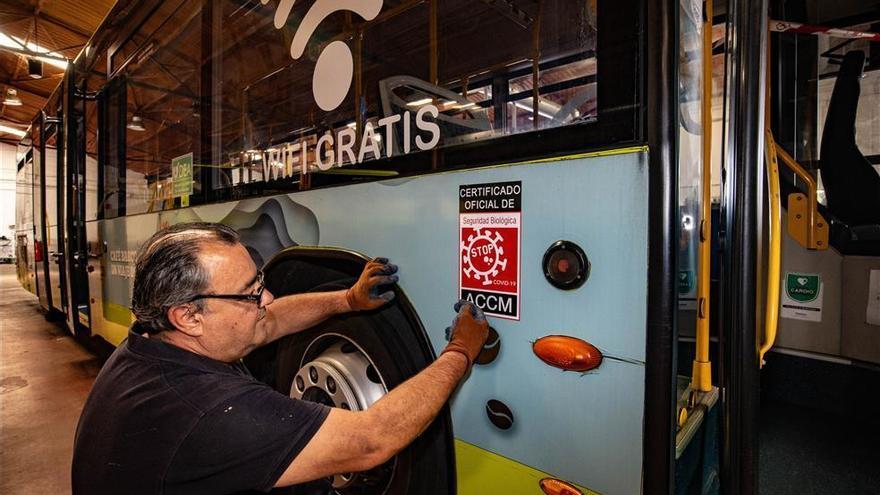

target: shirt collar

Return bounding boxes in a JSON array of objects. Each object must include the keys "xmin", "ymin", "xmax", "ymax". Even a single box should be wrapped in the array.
[{"xmin": 125, "ymin": 324, "xmax": 244, "ymax": 376}]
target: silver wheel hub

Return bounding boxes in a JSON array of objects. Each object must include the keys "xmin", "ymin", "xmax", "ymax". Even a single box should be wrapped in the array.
[{"xmin": 290, "ymin": 337, "xmax": 389, "ymax": 490}]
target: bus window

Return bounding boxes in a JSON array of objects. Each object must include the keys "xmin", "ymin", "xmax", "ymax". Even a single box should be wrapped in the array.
[
  {"xmin": 676, "ymin": 0, "xmax": 705, "ymax": 331},
  {"xmin": 84, "ymin": 64, "xmax": 104, "ymax": 223},
  {"xmin": 15, "ymin": 153, "xmax": 34, "ymax": 292},
  {"xmin": 213, "ymin": 0, "xmax": 598, "ymax": 194},
  {"xmin": 85, "ymin": 143, "xmax": 99, "ymax": 222},
  {"xmin": 116, "ymin": 0, "xmax": 204, "ymax": 214},
  {"xmin": 100, "ymin": 77, "xmax": 126, "ymax": 219}
]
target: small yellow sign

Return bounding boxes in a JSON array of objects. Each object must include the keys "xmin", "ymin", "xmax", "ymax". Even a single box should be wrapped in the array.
[{"xmin": 171, "ymin": 153, "xmax": 193, "ymax": 199}]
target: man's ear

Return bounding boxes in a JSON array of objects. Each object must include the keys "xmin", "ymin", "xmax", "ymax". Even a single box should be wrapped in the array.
[{"xmin": 167, "ymin": 304, "xmax": 204, "ymax": 337}]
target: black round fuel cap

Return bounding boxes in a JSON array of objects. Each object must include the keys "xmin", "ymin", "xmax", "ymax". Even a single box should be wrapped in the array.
[{"xmin": 543, "ymin": 240, "xmax": 590, "ymax": 290}]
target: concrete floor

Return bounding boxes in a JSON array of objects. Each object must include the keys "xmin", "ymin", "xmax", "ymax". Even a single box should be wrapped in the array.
[{"xmin": 0, "ymin": 265, "xmax": 100, "ymax": 494}]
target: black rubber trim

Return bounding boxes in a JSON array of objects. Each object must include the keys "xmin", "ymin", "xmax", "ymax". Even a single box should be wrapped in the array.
[
  {"xmin": 719, "ymin": 0, "xmax": 767, "ymax": 493},
  {"xmin": 642, "ymin": 0, "xmax": 679, "ymax": 492}
]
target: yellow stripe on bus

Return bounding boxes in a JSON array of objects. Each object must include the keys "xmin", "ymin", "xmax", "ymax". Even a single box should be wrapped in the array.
[
  {"xmin": 455, "ymin": 439, "xmax": 600, "ymax": 495},
  {"xmin": 99, "ymin": 302, "xmax": 134, "ymax": 345},
  {"xmin": 425, "ymin": 145, "xmax": 649, "ymax": 179}
]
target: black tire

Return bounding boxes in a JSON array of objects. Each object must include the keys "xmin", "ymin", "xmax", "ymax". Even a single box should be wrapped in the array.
[{"xmin": 273, "ymin": 281, "xmax": 455, "ymax": 495}]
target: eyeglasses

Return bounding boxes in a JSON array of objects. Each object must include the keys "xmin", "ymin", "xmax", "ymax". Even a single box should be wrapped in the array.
[{"xmin": 187, "ymin": 271, "xmax": 266, "ymax": 306}]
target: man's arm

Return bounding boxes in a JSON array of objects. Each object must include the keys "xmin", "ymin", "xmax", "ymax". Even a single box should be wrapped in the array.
[
  {"xmin": 274, "ymin": 303, "xmax": 488, "ymax": 487},
  {"xmin": 257, "ymin": 258, "xmax": 398, "ymax": 344},
  {"xmin": 276, "ymin": 352, "xmax": 468, "ymax": 485}
]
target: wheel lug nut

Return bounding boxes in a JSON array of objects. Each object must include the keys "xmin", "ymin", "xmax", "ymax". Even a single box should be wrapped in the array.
[
  {"xmin": 295, "ymin": 375, "xmax": 305, "ymax": 392},
  {"xmin": 326, "ymin": 376, "xmax": 337, "ymax": 394},
  {"xmin": 309, "ymin": 366, "xmax": 318, "ymax": 383}
]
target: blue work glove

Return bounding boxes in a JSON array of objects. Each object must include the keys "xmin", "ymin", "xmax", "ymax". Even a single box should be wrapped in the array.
[
  {"xmin": 346, "ymin": 257, "xmax": 398, "ymax": 311},
  {"xmin": 442, "ymin": 300, "xmax": 489, "ymax": 367}
]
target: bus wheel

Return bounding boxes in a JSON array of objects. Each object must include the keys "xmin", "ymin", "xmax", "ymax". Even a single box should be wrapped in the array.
[{"xmin": 274, "ymin": 284, "xmax": 454, "ymax": 495}]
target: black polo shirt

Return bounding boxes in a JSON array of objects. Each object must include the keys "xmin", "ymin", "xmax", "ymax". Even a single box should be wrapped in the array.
[{"xmin": 72, "ymin": 329, "xmax": 329, "ymax": 495}]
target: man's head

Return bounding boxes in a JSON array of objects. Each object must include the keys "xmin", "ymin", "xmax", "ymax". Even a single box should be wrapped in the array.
[{"xmin": 132, "ymin": 222, "xmax": 274, "ymax": 361}]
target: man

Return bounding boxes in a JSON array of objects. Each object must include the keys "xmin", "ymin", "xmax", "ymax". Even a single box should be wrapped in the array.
[{"xmin": 72, "ymin": 222, "xmax": 488, "ymax": 494}]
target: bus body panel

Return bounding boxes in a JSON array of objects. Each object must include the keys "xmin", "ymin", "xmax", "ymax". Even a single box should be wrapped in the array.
[{"xmin": 94, "ymin": 150, "xmax": 648, "ymax": 494}]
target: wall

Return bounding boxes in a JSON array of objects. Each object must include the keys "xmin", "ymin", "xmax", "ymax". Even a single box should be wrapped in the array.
[{"xmin": 0, "ymin": 143, "xmax": 18, "ymax": 246}]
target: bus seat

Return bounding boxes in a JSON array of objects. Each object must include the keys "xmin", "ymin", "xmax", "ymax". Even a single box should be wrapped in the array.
[{"xmin": 819, "ymin": 50, "xmax": 880, "ymax": 228}]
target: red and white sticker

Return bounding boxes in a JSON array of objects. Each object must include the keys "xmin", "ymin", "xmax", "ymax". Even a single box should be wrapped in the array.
[{"xmin": 459, "ymin": 181, "xmax": 521, "ymax": 319}]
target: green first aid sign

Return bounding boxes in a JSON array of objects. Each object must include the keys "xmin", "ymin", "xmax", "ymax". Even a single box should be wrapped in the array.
[
  {"xmin": 781, "ymin": 272, "xmax": 823, "ymax": 322},
  {"xmin": 172, "ymin": 153, "xmax": 193, "ymax": 198},
  {"xmin": 786, "ymin": 273, "xmax": 819, "ymax": 303}
]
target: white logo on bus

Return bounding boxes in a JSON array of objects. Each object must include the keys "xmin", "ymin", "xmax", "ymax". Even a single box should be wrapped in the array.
[{"xmin": 263, "ymin": 0, "xmax": 384, "ymax": 111}]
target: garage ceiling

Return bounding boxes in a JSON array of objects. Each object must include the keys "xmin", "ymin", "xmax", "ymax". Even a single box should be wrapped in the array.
[{"xmin": 0, "ymin": 0, "xmax": 114, "ymax": 145}]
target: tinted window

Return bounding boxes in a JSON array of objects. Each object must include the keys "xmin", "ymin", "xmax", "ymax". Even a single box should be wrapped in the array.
[{"xmin": 212, "ymin": 0, "xmax": 598, "ymax": 192}]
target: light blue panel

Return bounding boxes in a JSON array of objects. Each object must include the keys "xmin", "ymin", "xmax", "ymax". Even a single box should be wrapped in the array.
[
  {"xmin": 103, "ymin": 151, "xmax": 648, "ymax": 494},
  {"xmin": 286, "ymin": 151, "xmax": 649, "ymax": 495}
]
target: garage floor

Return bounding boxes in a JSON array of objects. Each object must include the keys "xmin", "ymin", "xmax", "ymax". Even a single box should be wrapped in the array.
[{"xmin": 0, "ymin": 265, "xmax": 100, "ymax": 494}]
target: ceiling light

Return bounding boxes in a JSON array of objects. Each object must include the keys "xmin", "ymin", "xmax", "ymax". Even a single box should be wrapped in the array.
[
  {"xmin": 126, "ymin": 115, "xmax": 146, "ymax": 132},
  {"xmin": 0, "ymin": 32, "xmax": 69, "ymax": 70},
  {"xmin": 27, "ymin": 58, "xmax": 42, "ymax": 79},
  {"xmin": 0, "ymin": 124, "xmax": 26, "ymax": 137},
  {"xmin": 3, "ymin": 88, "xmax": 22, "ymax": 106}
]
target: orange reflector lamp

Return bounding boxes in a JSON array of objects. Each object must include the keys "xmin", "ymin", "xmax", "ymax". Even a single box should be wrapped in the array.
[
  {"xmin": 539, "ymin": 477, "xmax": 584, "ymax": 495},
  {"xmin": 532, "ymin": 335, "xmax": 603, "ymax": 372}
]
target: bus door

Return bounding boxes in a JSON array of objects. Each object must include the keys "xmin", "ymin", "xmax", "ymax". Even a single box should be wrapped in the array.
[
  {"xmin": 15, "ymin": 147, "xmax": 38, "ymax": 296},
  {"xmin": 63, "ymin": 70, "xmax": 92, "ymax": 335},
  {"xmin": 749, "ymin": 12, "xmax": 880, "ymax": 495},
  {"xmin": 28, "ymin": 138, "xmax": 51, "ymax": 311},
  {"xmin": 42, "ymin": 106, "xmax": 68, "ymax": 319}
]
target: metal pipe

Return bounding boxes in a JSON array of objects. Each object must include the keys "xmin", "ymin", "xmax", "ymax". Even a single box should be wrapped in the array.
[
  {"xmin": 429, "ymin": 0, "xmax": 438, "ymax": 85},
  {"xmin": 531, "ymin": 0, "xmax": 544, "ymax": 129},
  {"xmin": 759, "ymin": 34, "xmax": 781, "ymax": 368},
  {"xmin": 760, "ymin": 130, "xmax": 782, "ymax": 368},
  {"xmin": 774, "ymin": 145, "xmax": 818, "ymax": 247},
  {"xmin": 691, "ymin": 0, "xmax": 714, "ymax": 393}
]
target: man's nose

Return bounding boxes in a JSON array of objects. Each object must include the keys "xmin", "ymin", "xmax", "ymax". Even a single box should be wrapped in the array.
[{"xmin": 260, "ymin": 289, "xmax": 275, "ymax": 308}]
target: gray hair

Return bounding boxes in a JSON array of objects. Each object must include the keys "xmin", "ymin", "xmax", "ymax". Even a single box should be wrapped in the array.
[{"xmin": 131, "ymin": 222, "xmax": 240, "ymax": 334}]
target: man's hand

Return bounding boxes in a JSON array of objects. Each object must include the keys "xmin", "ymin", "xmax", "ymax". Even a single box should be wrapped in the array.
[
  {"xmin": 441, "ymin": 301, "xmax": 489, "ymax": 368},
  {"xmin": 345, "ymin": 258, "xmax": 399, "ymax": 311}
]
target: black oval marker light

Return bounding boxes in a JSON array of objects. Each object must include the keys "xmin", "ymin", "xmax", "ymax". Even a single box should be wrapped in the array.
[
  {"xmin": 543, "ymin": 240, "xmax": 590, "ymax": 290},
  {"xmin": 486, "ymin": 399, "xmax": 514, "ymax": 430}
]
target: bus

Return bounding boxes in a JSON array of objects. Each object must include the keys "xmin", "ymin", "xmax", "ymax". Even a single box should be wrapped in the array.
[{"xmin": 12, "ymin": 0, "xmax": 879, "ymax": 493}]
